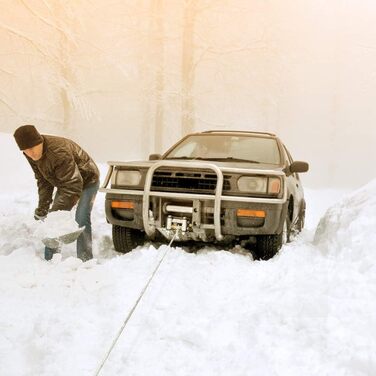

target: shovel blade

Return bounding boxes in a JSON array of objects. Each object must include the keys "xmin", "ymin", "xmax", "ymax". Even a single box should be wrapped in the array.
[{"xmin": 42, "ymin": 228, "xmax": 84, "ymax": 249}]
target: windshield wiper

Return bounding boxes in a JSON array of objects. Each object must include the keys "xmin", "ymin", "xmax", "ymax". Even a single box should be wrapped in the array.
[
  {"xmin": 201, "ymin": 157, "xmax": 261, "ymax": 163},
  {"xmin": 164, "ymin": 156, "xmax": 205, "ymax": 160},
  {"xmin": 165, "ymin": 156, "xmax": 260, "ymax": 163}
]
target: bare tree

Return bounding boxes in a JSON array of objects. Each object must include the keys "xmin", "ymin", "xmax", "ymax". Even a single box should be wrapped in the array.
[
  {"xmin": 135, "ymin": 0, "xmax": 165, "ymax": 155},
  {"xmin": 49, "ymin": 1, "xmax": 77, "ymax": 129},
  {"xmin": 181, "ymin": 0, "xmax": 197, "ymax": 135},
  {"xmin": 150, "ymin": 0, "xmax": 165, "ymax": 153},
  {"xmin": 14, "ymin": 0, "xmax": 92, "ymax": 129},
  {"xmin": 180, "ymin": 1, "xmax": 264, "ymax": 135}
]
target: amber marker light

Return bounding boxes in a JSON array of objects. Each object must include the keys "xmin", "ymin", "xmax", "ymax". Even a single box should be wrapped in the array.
[
  {"xmin": 268, "ymin": 178, "xmax": 281, "ymax": 194},
  {"xmin": 111, "ymin": 201, "xmax": 135, "ymax": 209},
  {"xmin": 236, "ymin": 209, "xmax": 266, "ymax": 218}
]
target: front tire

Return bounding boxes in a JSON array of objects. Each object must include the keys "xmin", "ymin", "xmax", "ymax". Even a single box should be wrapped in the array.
[
  {"xmin": 255, "ymin": 216, "xmax": 291, "ymax": 260},
  {"xmin": 112, "ymin": 225, "xmax": 145, "ymax": 253}
]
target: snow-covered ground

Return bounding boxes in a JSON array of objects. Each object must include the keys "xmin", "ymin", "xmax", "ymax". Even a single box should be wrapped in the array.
[{"xmin": 1, "ymin": 132, "xmax": 375, "ymax": 376}]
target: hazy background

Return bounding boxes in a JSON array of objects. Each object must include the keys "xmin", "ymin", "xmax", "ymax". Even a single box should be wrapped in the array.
[{"xmin": 1, "ymin": 0, "xmax": 376, "ymax": 188}]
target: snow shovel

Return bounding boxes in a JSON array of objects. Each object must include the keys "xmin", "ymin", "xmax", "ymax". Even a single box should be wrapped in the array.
[{"xmin": 42, "ymin": 227, "xmax": 84, "ymax": 249}]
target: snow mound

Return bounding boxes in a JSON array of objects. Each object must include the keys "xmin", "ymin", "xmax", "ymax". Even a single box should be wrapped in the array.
[
  {"xmin": 34, "ymin": 210, "xmax": 81, "ymax": 239},
  {"xmin": 314, "ymin": 179, "xmax": 376, "ymax": 258}
]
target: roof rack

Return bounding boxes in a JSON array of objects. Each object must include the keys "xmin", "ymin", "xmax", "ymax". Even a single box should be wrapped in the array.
[{"xmin": 202, "ymin": 130, "xmax": 276, "ymax": 137}]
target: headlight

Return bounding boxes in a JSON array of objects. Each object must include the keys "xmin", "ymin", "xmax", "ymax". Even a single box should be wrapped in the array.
[
  {"xmin": 237, "ymin": 176, "xmax": 281, "ymax": 195},
  {"xmin": 112, "ymin": 170, "xmax": 142, "ymax": 186},
  {"xmin": 238, "ymin": 176, "xmax": 267, "ymax": 193}
]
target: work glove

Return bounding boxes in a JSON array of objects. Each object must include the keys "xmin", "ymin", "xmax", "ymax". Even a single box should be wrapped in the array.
[{"xmin": 34, "ymin": 208, "xmax": 47, "ymax": 221}]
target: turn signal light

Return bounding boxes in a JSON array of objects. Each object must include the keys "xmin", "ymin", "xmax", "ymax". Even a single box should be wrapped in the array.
[
  {"xmin": 111, "ymin": 201, "xmax": 134, "ymax": 209},
  {"xmin": 236, "ymin": 209, "xmax": 266, "ymax": 218},
  {"xmin": 268, "ymin": 178, "xmax": 281, "ymax": 194}
]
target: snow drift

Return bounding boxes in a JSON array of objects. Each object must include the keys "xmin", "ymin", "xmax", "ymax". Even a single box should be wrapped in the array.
[{"xmin": 314, "ymin": 179, "xmax": 376, "ymax": 261}]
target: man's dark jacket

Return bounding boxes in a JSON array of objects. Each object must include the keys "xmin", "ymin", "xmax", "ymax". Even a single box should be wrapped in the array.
[{"xmin": 26, "ymin": 135, "xmax": 100, "ymax": 217}]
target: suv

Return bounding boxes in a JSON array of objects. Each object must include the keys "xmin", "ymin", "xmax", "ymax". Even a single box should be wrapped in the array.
[{"xmin": 100, "ymin": 130, "xmax": 309, "ymax": 259}]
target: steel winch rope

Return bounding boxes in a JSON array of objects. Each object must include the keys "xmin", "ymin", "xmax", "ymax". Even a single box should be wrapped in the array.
[{"xmin": 94, "ymin": 232, "xmax": 178, "ymax": 376}]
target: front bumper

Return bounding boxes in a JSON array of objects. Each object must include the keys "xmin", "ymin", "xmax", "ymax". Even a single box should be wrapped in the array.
[{"xmin": 105, "ymin": 193, "xmax": 287, "ymax": 236}]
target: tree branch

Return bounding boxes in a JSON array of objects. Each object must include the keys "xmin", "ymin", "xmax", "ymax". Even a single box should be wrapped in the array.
[
  {"xmin": 18, "ymin": 0, "xmax": 78, "ymax": 47},
  {"xmin": 0, "ymin": 67, "xmax": 14, "ymax": 76},
  {"xmin": 0, "ymin": 21, "xmax": 59, "ymax": 65},
  {"xmin": 0, "ymin": 97, "xmax": 17, "ymax": 114}
]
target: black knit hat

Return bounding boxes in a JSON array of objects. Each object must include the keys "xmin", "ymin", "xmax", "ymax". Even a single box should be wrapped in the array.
[{"xmin": 14, "ymin": 125, "xmax": 43, "ymax": 150}]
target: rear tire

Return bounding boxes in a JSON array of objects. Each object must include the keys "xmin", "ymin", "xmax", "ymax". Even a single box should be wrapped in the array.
[
  {"xmin": 296, "ymin": 201, "xmax": 306, "ymax": 232},
  {"xmin": 112, "ymin": 225, "xmax": 145, "ymax": 254}
]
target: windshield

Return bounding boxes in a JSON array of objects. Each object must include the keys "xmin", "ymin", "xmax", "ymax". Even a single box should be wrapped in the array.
[{"xmin": 164, "ymin": 134, "xmax": 281, "ymax": 165}]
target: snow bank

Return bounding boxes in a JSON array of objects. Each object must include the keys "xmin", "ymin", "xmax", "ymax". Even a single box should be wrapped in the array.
[
  {"xmin": 314, "ymin": 179, "xmax": 376, "ymax": 260},
  {"xmin": 303, "ymin": 188, "xmax": 350, "ymax": 230}
]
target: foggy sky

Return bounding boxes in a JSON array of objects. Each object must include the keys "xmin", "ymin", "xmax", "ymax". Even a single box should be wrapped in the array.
[{"xmin": 1, "ymin": 0, "xmax": 376, "ymax": 188}]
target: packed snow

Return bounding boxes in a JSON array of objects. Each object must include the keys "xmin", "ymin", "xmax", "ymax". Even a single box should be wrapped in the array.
[
  {"xmin": 34, "ymin": 210, "xmax": 82, "ymax": 240},
  {"xmin": 314, "ymin": 179, "xmax": 376, "ymax": 258},
  {"xmin": 1, "ymin": 132, "xmax": 375, "ymax": 376}
]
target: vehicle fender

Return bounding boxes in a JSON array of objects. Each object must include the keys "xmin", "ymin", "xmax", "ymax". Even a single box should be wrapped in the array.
[{"xmin": 276, "ymin": 199, "xmax": 290, "ymax": 234}]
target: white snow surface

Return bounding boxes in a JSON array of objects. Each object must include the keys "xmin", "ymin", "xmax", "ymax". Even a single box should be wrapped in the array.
[{"xmin": 1, "ymin": 132, "xmax": 375, "ymax": 376}]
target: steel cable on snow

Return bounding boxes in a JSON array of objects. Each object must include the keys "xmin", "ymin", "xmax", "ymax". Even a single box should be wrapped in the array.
[{"xmin": 94, "ymin": 233, "xmax": 178, "ymax": 376}]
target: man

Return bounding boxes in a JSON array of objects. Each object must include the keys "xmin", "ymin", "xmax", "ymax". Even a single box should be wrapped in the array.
[{"xmin": 14, "ymin": 125, "xmax": 100, "ymax": 261}]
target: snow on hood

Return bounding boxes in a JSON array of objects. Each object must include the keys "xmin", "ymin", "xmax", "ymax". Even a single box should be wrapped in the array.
[{"xmin": 314, "ymin": 178, "xmax": 376, "ymax": 258}]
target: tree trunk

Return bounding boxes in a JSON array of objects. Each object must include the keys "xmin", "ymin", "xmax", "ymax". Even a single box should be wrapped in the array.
[
  {"xmin": 181, "ymin": 0, "xmax": 196, "ymax": 135},
  {"xmin": 51, "ymin": 1, "xmax": 74, "ymax": 130},
  {"xmin": 152, "ymin": 0, "xmax": 165, "ymax": 153}
]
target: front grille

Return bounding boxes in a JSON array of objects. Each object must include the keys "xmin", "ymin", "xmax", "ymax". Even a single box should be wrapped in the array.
[{"xmin": 151, "ymin": 170, "xmax": 231, "ymax": 193}]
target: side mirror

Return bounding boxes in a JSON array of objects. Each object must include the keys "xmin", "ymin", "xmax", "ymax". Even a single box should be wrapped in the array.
[
  {"xmin": 149, "ymin": 153, "xmax": 162, "ymax": 161},
  {"xmin": 285, "ymin": 161, "xmax": 309, "ymax": 176}
]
